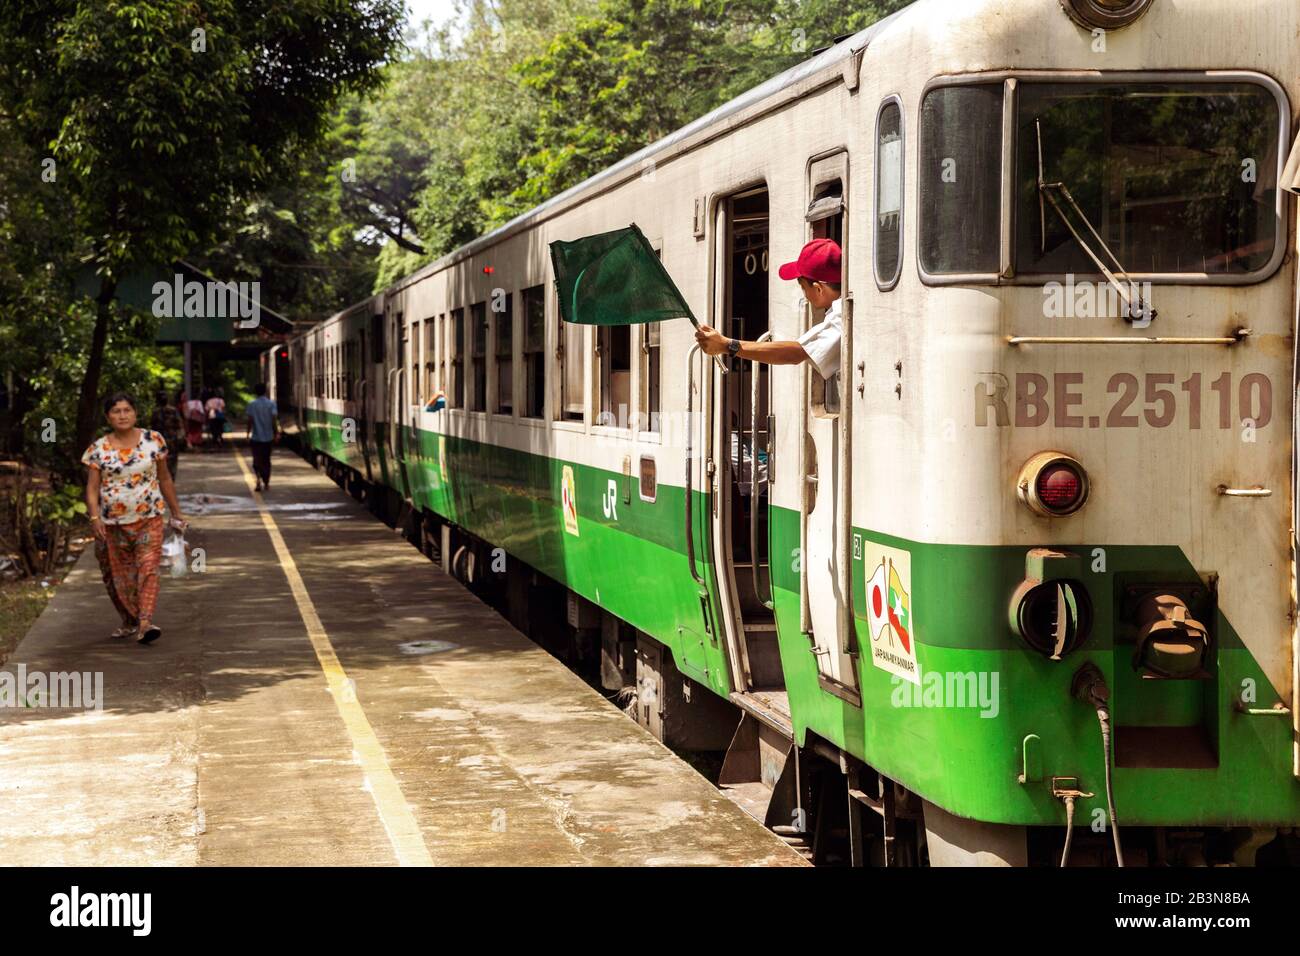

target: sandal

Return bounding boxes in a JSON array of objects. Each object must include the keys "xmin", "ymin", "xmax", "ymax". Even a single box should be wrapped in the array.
[
  {"xmin": 110, "ymin": 624, "xmax": 136, "ymax": 639},
  {"xmin": 137, "ymin": 624, "xmax": 162, "ymax": 645}
]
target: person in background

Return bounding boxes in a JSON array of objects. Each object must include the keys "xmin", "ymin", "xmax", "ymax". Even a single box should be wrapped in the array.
[
  {"xmin": 205, "ymin": 386, "xmax": 227, "ymax": 449},
  {"xmin": 245, "ymin": 382, "xmax": 280, "ymax": 491},
  {"xmin": 150, "ymin": 390, "xmax": 186, "ymax": 481},
  {"xmin": 183, "ymin": 392, "xmax": 206, "ymax": 450},
  {"xmin": 83, "ymin": 392, "xmax": 188, "ymax": 644}
]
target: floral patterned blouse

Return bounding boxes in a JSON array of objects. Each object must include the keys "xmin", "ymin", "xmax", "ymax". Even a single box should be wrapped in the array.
[{"xmin": 82, "ymin": 429, "xmax": 169, "ymax": 525}]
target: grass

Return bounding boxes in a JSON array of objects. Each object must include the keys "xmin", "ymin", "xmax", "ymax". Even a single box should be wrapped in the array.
[{"xmin": 0, "ymin": 578, "xmax": 55, "ymax": 666}]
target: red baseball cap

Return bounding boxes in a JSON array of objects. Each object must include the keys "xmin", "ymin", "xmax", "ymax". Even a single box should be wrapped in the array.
[{"xmin": 777, "ymin": 238, "xmax": 841, "ymax": 284}]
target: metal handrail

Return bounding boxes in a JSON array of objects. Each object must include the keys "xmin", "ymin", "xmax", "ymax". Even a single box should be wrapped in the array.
[
  {"xmin": 1007, "ymin": 330, "xmax": 1250, "ymax": 346},
  {"xmin": 1217, "ymin": 485, "xmax": 1272, "ymax": 498},
  {"xmin": 749, "ymin": 332, "xmax": 775, "ymax": 610},
  {"xmin": 684, "ymin": 344, "xmax": 708, "ymax": 591}
]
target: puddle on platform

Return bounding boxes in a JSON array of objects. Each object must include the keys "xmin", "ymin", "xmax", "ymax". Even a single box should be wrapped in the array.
[
  {"xmin": 397, "ymin": 639, "xmax": 459, "ymax": 656},
  {"xmin": 179, "ymin": 494, "xmax": 350, "ymax": 520}
]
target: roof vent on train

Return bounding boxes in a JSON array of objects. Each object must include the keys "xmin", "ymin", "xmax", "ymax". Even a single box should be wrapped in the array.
[{"xmin": 1059, "ymin": 0, "xmax": 1155, "ymax": 31}]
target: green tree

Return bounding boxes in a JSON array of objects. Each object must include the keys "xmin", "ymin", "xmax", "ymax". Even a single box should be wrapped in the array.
[{"xmin": 0, "ymin": 0, "xmax": 405, "ymax": 454}]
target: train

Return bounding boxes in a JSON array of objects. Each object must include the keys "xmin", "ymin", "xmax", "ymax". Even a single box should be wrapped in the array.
[{"xmin": 263, "ymin": 0, "xmax": 1300, "ymax": 865}]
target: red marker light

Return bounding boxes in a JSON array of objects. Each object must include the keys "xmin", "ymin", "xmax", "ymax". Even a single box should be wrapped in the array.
[
  {"xmin": 1037, "ymin": 464, "xmax": 1082, "ymax": 512},
  {"xmin": 1017, "ymin": 452, "xmax": 1089, "ymax": 517},
  {"xmin": 482, "ymin": 266, "xmax": 494, "ymax": 275}
]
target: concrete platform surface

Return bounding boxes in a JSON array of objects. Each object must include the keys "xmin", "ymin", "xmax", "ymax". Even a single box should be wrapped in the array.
[{"xmin": 0, "ymin": 446, "xmax": 805, "ymax": 867}]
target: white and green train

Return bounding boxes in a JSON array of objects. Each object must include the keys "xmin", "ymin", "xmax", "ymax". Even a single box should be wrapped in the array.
[{"xmin": 265, "ymin": 0, "xmax": 1300, "ymax": 865}]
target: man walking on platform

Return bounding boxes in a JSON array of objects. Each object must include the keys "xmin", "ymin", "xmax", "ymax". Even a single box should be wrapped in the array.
[{"xmin": 245, "ymin": 382, "xmax": 280, "ymax": 491}]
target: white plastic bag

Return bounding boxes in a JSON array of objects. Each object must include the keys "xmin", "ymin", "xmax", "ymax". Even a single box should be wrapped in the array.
[{"xmin": 163, "ymin": 525, "xmax": 188, "ymax": 578}]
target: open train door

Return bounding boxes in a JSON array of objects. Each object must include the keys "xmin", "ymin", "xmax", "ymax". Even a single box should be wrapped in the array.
[
  {"xmin": 798, "ymin": 150, "xmax": 862, "ymax": 704},
  {"xmin": 387, "ymin": 310, "xmax": 411, "ymax": 498}
]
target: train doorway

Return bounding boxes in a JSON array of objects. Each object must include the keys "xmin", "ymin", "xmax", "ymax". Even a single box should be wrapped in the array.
[{"xmin": 713, "ymin": 186, "xmax": 785, "ymax": 709}]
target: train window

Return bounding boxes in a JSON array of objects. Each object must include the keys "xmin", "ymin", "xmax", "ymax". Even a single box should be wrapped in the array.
[
  {"xmin": 409, "ymin": 324, "xmax": 419, "ymax": 408},
  {"xmin": 436, "ymin": 313, "xmax": 446, "ymax": 405},
  {"xmin": 469, "ymin": 302, "xmax": 487, "ymax": 411},
  {"xmin": 558, "ymin": 311, "xmax": 584, "ymax": 422},
  {"xmin": 370, "ymin": 313, "xmax": 384, "ymax": 365},
  {"xmin": 521, "ymin": 286, "xmax": 546, "ymax": 419},
  {"xmin": 451, "ymin": 307, "xmax": 464, "ymax": 408},
  {"xmin": 597, "ymin": 324, "xmax": 630, "ymax": 427},
  {"xmin": 422, "ymin": 319, "xmax": 435, "ymax": 405},
  {"xmin": 640, "ymin": 321, "xmax": 660, "ymax": 432},
  {"xmin": 919, "ymin": 83, "xmax": 1002, "ymax": 276},
  {"xmin": 875, "ymin": 98, "xmax": 903, "ymax": 289},
  {"xmin": 345, "ymin": 339, "xmax": 356, "ymax": 401},
  {"xmin": 1014, "ymin": 80, "xmax": 1282, "ymax": 278},
  {"xmin": 494, "ymin": 293, "xmax": 513, "ymax": 415}
]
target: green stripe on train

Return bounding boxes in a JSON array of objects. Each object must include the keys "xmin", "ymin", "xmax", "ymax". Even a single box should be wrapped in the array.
[{"xmin": 302, "ymin": 407, "xmax": 1300, "ymax": 827}]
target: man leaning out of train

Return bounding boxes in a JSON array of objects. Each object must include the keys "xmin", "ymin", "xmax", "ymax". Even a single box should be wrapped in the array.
[{"xmin": 695, "ymin": 237, "xmax": 842, "ymax": 380}]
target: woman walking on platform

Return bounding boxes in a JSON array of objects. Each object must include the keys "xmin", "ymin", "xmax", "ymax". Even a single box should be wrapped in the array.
[
  {"xmin": 83, "ymin": 393, "xmax": 188, "ymax": 644},
  {"xmin": 182, "ymin": 392, "xmax": 206, "ymax": 450}
]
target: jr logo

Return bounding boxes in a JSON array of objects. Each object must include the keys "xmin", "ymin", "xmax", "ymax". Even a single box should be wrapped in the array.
[{"xmin": 602, "ymin": 479, "xmax": 619, "ymax": 520}]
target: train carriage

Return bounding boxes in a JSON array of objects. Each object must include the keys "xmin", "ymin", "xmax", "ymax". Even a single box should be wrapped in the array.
[{"xmin": 265, "ymin": 0, "xmax": 1300, "ymax": 865}]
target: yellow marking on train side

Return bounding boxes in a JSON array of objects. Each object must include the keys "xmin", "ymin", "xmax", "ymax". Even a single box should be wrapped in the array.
[{"xmin": 233, "ymin": 450, "xmax": 434, "ymax": 867}]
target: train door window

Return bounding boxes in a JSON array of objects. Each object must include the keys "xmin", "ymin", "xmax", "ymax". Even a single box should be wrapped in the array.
[
  {"xmin": 807, "ymin": 152, "xmax": 848, "ymax": 418},
  {"xmin": 422, "ymin": 319, "xmax": 435, "ymax": 404},
  {"xmin": 640, "ymin": 321, "xmax": 661, "ymax": 432},
  {"xmin": 597, "ymin": 324, "xmax": 630, "ymax": 426},
  {"xmin": 919, "ymin": 83, "xmax": 1001, "ymax": 277},
  {"xmin": 469, "ymin": 301, "xmax": 487, "ymax": 411},
  {"xmin": 558, "ymin": 307, "xmax": 584, "ymax": 422},
  {"xmin": 809, "ymin": 181, "xmax": 843, "ymax": 244},
  {"xmin": 875, "ymin": 97, "xmax": 904, "ymax": 290},
  {"xmin": 521, "ymin": 285, "xmax": 546, "ymax": 419},
  {"xmin": 451, "ymin": 307, "xmax": 465, "ymax": 408},
  {"xmin": 494, "ymin": 292, "xmax": 513, "ymax": 415}
]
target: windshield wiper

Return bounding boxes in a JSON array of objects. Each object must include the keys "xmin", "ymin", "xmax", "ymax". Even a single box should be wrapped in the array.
[{"xmin": 1036, "ymin": 118, "xmax": 1156, "ymax": 327}]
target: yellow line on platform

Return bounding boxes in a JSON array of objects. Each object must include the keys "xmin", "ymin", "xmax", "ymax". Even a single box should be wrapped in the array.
[{"xmin": 233, "ymin": 450, "xmax": 434, "ymax": 867}]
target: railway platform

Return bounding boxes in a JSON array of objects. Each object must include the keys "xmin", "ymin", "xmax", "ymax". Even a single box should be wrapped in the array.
[{"xmin": 0, "ymin": 446, "xmax": 803, "ymax": 867}]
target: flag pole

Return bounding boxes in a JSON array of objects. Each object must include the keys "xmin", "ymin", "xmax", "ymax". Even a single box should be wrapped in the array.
[{"xmin": 629, "ymin": 224, "xmax": 728, "ymax": 376}]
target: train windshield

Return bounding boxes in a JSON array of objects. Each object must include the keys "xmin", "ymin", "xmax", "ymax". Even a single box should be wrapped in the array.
[{"xmin": 1016, "ymin": 82, "xmax": 1282, "ymax": 277}]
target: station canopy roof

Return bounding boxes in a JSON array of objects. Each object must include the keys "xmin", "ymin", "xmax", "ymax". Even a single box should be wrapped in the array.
[{"xmin": 73, "ymin": 260, "xmax": 294, "ymax": 342}]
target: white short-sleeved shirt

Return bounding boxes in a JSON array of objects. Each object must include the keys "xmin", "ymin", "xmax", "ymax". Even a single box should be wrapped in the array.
[{"xmin": 797, "ymin": 298, "xmax": 842, "ymax": 380}]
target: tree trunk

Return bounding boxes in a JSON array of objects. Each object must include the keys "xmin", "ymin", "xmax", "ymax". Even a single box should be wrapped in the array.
[
  {"xmin": 75, "ymin": 275, "xmax": 117, "ymax": 454},
  {"xmin": 5, "ymin": 375, "xmax": 31, "ymax": 457}
]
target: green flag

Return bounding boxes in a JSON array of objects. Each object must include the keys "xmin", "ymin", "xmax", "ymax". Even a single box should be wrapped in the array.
[{"xmin": 549, "ymin": 223, "xmax": 698, "ymax": 327}]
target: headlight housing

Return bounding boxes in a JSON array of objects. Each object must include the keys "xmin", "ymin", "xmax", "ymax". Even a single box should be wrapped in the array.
[{"xmin": 1060, "ymin": 0, "xmax": 1156, "ymax": 30}]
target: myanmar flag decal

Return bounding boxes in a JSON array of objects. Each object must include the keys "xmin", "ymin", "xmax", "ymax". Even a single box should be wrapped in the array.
[{"xmin": 887, "ymin": 563, "xmax": 911, "ymax": 653}]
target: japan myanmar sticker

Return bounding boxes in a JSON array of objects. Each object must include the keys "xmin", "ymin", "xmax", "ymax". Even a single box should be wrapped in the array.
[
  {"xmin": 561, "ymin": 465, "xmax": 579, "ymax": 536},
  {"xmin": 861, "ymin": 541, "xmax": 920, "ymax": 685}
]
